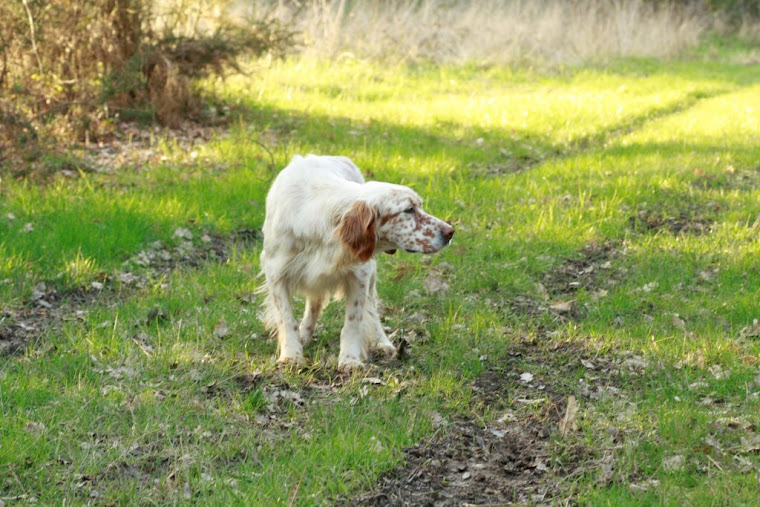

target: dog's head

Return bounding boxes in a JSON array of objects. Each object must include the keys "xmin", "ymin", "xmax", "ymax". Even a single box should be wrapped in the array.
[{"xmin": 339, "ymin": 182, "xmax": 454, "ymax": 261}]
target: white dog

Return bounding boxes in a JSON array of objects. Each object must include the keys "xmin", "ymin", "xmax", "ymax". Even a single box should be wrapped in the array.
[{"xmin": 259, "ymin": 155, "xmax": 455, "ymax": 371}]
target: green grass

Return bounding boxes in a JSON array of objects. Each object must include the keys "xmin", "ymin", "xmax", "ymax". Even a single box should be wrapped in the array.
[{"xmin": 2, "ymin": 43, "xmax": 760, "ymax": 504}]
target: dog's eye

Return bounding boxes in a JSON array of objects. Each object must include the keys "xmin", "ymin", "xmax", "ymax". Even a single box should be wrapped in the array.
[{"xmin": 404, "ymin": 206, "xmax": 415, "ymax": 214}]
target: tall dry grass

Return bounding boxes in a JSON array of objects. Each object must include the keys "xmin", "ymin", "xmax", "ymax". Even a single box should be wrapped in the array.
[{"xmin": 256, "ymin": 0, "xmax": 713, "ymax": 64}]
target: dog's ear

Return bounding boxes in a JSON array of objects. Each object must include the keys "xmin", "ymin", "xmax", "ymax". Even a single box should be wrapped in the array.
[{"xmin": 339, "ymin": 201, "xmax": 378, "ymax": 262}]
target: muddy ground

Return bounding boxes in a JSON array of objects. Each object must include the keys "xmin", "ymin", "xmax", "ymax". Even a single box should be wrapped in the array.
[{"xmin": 352, "ymin": 339, "xmax": 645, "ymax": 506}]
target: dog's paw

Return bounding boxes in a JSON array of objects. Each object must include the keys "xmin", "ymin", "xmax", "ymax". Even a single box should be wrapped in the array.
[
  {"xmin": 371, "ymin": 343, "xmax": 398, "ymax": 359},
  {"xmin": 337, "ymin": 357, "xmax": 366, "ymax": 373},
  {"xmin": 277, "ymin": 355, "xmax": 305, "ymax": 368}
]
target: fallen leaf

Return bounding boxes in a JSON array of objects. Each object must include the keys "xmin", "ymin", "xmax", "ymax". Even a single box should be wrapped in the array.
[
  {"xmin": 559, "ymin": 395, "xmax": 579, "ymax": 436},
  {"xmin": 173, "ymin": 227, "xmax": 193, "ymax": 240},
  {"xmin": 488, "ymin": 428, "xmax": 506, "ymax": 438},
  {"xmin": 637, "ymin": 281, "xmax": 659, "ymax": 293},
  {"xmin": 630, "ymin": 479, "xmax": 660, "ymax": 493},
  {"xmin": 213, "ymin": 320, "xmax": 229, "ymax": 339},
  {"xmin": 423, "ymin": 273, "xmax": 450, "ymax": 295},
  {"xmin": 24, "ymin": 421, "xmax": 46, "ymax": 433},
  {"xmin": 662, "ymin": 454, "xmax": 685, "ymax": 471},
  {"xmin": 739, "ymin": 319, "xmax": 760, "ymax": 339},
  {"xmin": 519, "ymin": 372, "xmax": 534, "ymax": 383},
  {"xmin": 739, "ymin": 434, "xmax": 760, "ymax": 453},
  {"xmin": 431, "ymin": 411, "xmax": 447, "ymax": 429},
  {"xmin": 550, "ymin": 300, "xmax": 574, "ymax": 313}
]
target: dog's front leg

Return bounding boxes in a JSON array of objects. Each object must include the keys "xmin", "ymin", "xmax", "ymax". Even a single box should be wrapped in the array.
[
  {"xmin": 338, "ymin": 273, "xmax": 369, "ymax": 372},
  {"xmin": 269, "ymin": 282, "xmax": 304, "ymax": 365},
  {"xmin": 365, "ymin": 266, "xmax": 397, "ymax": 358}
]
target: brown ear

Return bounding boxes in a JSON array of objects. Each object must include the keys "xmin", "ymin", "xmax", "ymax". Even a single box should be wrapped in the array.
[{"xmin": 339, "ymin": 201, "xmax": 378, "ymax": 262}]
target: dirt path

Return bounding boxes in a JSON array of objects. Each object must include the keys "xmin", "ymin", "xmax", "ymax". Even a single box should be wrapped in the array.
[{"xmin": 353, "ymin": 340, "xmax": 647, "ymax": 505}]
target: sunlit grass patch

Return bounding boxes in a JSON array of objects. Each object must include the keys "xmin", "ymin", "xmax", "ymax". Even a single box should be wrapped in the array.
[
  {"xmin": 221, "ymin": 58, "xmax": 738, "ymax": 150},
  {"xmin": 620, "ymin": 82, "xmax": 760, "ymax": 149}
]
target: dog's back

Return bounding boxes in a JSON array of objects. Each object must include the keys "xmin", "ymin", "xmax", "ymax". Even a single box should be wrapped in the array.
[{"xmin": 263, "ymin": 155, "xmax": 364, "ymax": 246}]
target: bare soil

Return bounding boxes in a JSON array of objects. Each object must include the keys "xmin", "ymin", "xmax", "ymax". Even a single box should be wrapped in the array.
[
  {"xmin": 507, "ymin": 241, "xmax": 622, "ymax": 323},
  {"xmin": 542, "ymin": 242, "xmax": 620, "ymax": 297},
  {"xmin": 629, "ymin": 209, "xmax": 714, "ymax": 235},
  {"xmin": 353, "ymin": 339, "xmax": 645, "ymax": 505}
]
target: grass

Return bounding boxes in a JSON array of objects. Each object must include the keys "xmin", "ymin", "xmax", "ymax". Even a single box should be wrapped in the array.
[{"xmin": 2, "ymin": 41, "xmax": 760, "ymax": 504}]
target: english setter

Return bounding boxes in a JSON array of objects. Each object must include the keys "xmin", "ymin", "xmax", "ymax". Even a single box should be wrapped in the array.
[{"xmin": 260, "ymin": 155, "xmax": 455, "ymax": 371}]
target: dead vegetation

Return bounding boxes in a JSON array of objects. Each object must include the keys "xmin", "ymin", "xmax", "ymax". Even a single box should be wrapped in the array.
[
  {"xmin": 354, "ymin": 339, "xmax": 651, "ymax": 505},
  {"xmin": 0, "ymin": 0, "xmax": 295, "ymax": 174},
  {"xmin": 629, "ymin": 205, "xmax": 718, "ymax": 235},
  {"xmin": 261, "ymin": 0, "xmax": 749, "ymax": 64}
]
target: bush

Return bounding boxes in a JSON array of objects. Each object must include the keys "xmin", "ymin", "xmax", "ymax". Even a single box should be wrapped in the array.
[
  {"xmin": 0, "ymin": 0, "xmax": 295, "ymax": 168},
  {"xmin": 707, "ymin": 0, "xmax": 760, "ymax": 21}
]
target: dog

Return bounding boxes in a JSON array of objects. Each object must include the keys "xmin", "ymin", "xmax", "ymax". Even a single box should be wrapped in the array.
[{"xmin": 259, "ymin": 155, "xmax": 454, "ymax": 371}]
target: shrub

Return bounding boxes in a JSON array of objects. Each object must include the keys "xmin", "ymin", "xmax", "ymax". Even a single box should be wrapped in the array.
[{"xmin": 0, "ymin": 0, "xmax": 295, "ymax": 170}]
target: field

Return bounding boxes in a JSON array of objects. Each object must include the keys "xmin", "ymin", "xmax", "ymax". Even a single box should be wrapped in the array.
[{"xmin": 2, "ymin": 40, "xmax": 760, "ymax": 504}]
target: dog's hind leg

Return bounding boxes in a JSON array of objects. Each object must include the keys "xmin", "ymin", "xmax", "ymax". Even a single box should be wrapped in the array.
[
  {"xmin": 267, "ymin": 281, "xmax": 304, "ymax": 365},
  {"xmin": 299, "ymin": 296, "xmax": 324, "ymax": 346}
]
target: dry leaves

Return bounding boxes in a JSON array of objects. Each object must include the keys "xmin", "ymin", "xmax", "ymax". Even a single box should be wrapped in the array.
[
  {"xmin": 213, "ymin": 320, "xmax": 229, "ymax": 339},
  {"xmin": 739, "ymin": 319, "xmax": 760, "ymax": 339},
  {"xmin": 661, "ymin": 454, "xmax": 685, "ymax": 471},
  {"xmin": 423, "ymin": 273, "xmax": 450, "ymax": 294},
  {"xmin": 559, "ymin": 395, "xmax": 579, "ymax": 437},
  {"xmin": 519, "ymin": 372, "xmax": 534, "ymax": 383},
  {"xmin": 549, "ymin": 300, "xmax": 574, "ymax": 313}
]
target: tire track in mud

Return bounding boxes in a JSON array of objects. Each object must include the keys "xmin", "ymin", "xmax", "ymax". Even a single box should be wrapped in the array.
[{"xmin": 352, "ymin": 340, "xmax": 650, "ymax": 506}]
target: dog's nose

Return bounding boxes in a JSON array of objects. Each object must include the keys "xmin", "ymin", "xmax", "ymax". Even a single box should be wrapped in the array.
[{"xmin": 441, "ymin": 224, "xmax": 455, "ymax": 243}]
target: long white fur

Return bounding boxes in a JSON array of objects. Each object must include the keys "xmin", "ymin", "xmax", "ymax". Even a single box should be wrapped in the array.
[{"xmin": 259, "ymin": 154, "xmax": 454, "ymax": 370}]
